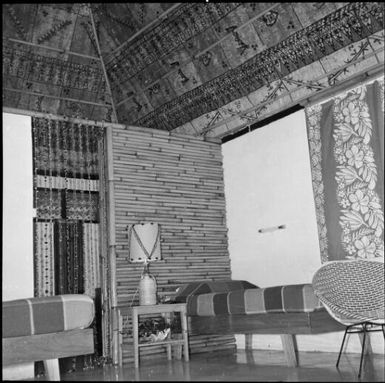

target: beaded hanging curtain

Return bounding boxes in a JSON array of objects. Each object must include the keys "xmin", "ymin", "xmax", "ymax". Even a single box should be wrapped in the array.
[
  {"xmin": 305, "ymin": 76, "xmax": 384, "ymax": 263},
  {"xmin": 32, "ymin": 117, "xmax": 104, "ymax": 372}
]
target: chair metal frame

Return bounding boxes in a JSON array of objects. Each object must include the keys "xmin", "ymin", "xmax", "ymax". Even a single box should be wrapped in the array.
[
  {"xmin": 336, "ymin": 321, "xmax": 385, "ymax": 378},
  {"xmin": 312, "ymin": 259, "xmax": 385, "ymax": 378}
]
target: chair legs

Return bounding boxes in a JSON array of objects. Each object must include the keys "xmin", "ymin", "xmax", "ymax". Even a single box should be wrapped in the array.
[
  {"xmin": 358, "ymin": 323, "xmax": 367, "ymax": 379},
  {"xmin": 336, "ymin": 322, "xmax": 383, "ymax": 379},
  {"xmin": 336, "ymin": 326, "xmax": 349, "ymax": 368}
]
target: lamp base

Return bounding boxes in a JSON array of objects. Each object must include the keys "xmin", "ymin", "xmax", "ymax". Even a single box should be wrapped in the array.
[{"xmin": 139, "ymin": 271, "xmax": 157, "ymax": 305}]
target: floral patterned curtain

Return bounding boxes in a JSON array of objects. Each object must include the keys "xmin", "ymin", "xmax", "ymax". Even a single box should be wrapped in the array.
[{"xmin": 305, "ymin": 76, "xmax": 384, "ymax": 263}]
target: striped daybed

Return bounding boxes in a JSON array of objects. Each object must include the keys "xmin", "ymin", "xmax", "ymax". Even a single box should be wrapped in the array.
[
  {"xmin": 173, "ymin": 280, "xmax": 344, "ymax": 367},
  {"xmin": 2, "ymin": 294, "xmax": 95, "ymax": 380}
]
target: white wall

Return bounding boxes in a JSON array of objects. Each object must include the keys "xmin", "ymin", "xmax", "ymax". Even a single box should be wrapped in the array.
[
  {"xmin": 222, "ymin": 109, "xmax": 384, "ymax": 354},
  {"xmin": 2, "ymin": 112, "xmax": 35, "ymax": 379},
  {"xmin": 223, "ymin": 110, "xmax": 321, "ymax": 287}
]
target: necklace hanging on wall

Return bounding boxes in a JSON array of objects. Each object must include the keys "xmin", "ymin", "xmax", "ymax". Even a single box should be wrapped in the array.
[
  {"xmin": 62, "ymin": 119, "xmax": 69, "ymax": 221},
  {"xmin": 32, "ymin": 118, "xmax": 55, "ymax": 297},
  {"xmin": 48, "ymin": 118, "xmax": 54, "ymax": 219},
  {"xmin": 83, "ymin": 124, "xmax": 91, "ymax": 296},
  {"xmin": 41, "ymin": 119, "xmax": 49, "ymax": 219},
  {"xmin": 47, "ymin": 118, "xmax": 56, "ymax": 296},
  {"xmin": 75, "ymin": 122, "xmax": 82, "ymax": 220}
]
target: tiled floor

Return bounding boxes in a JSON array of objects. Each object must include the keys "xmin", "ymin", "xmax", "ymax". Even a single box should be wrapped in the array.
[{"xmin": 32, "ymin": 349, "xmax": 385, "ymax": 381}]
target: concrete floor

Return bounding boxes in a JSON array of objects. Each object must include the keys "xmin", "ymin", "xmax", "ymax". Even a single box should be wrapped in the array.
[{"xmin": 32, "ymin": 349, "xmax": 385, "ymax": 382}]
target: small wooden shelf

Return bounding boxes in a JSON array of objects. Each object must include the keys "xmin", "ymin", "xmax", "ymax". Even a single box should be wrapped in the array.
[
  {"xmin": 138, "ymin": 339, "xmax": 185, "ymax": 348},
  {"xmin": 117, "ymin": 303, "xmax": 190, "ymax": 368}
]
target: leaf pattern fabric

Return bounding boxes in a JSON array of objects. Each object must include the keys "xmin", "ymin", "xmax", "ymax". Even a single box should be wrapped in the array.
[{"xmin": 306, "ymin": 76, "xmax": 384, "ymax": 262}]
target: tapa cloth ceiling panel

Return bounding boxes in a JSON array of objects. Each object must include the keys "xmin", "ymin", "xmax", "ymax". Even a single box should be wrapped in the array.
[
  {"xmin": 2, "ymin": 3, "xmax": 112, "ymax": 121},
  {"xmin": 2, "ymin": 2, "xmax": 384, "ymax": 136},
  {"xmin": 104, "ymin": 2, "xmax": 350, "ymax": 126},
  {"xmin": 133, "ymin": 2, "xmax": 384, "ymax": 132},
  {"xmin": 91, "ymin": 3, "xmax": 175, "ymax": 56}
]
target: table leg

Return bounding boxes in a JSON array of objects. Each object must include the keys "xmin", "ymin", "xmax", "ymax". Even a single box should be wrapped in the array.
[
  {"xmin": 180, "ymin": 307, "xmax": 189, "ymax": 362},
  {"xmin": 245, "ymin": 334, "xmax": 253, "ymax": 350},
  {"xmin": 280, "ymin": 334, "xmax": 297, "ymax": 367},
  {"xmin": 133, "ymin": 310, "xmax": 139, "ymax": 368},
  {"xmin": 43, "ymin": 359, "xmax": 60, "ymax": 381},
  {"xmin": 166, "ymin": 343, "xmax": 172, "ymax": 360}
]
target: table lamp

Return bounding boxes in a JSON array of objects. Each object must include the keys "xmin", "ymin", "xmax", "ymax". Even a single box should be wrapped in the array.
[{"xmin": 128, "ymin": 222, "xmax": 161, "ymax": 305}]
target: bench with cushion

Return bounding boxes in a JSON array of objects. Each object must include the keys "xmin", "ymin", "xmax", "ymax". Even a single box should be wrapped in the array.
[
  {"xmin": 2, "ymin": 294, "xmax": 95, "ymax": 380},
  {"xmin": 173, "ymin": 280, "xmax": 345, "ymax": 367}
]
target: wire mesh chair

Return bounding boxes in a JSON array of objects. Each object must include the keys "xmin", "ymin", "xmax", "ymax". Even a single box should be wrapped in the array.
[{"xmin": 312, "ymin": 259, "xmax": 385, "ymax": 378}]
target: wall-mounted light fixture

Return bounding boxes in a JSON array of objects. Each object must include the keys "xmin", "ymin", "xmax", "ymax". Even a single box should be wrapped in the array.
[{"xmin": 258, "ymin": 224, "xmax": 286, "ymax": 234}]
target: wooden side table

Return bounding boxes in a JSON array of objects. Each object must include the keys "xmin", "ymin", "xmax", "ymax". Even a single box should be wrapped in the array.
[{"xmin": 118, "ymin": 303, "xmax": 189, "ymax": 368}]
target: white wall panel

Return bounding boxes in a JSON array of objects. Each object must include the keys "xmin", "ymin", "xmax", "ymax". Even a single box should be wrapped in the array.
[
  {"xmin": 2, "ymin": 112, "xmax": 34, "ymax": 379},
  {"xmin": 222, "ymin": 110, "xmax": 384, "ymax": 354},
  {"xmin": 223, "ymin": 110, "xmax": 321, "ymax": 287}
]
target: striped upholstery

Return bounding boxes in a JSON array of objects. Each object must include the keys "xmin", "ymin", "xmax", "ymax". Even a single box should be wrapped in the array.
[
  {"xmin": 173, "ymin": 280, "xmax": 258, "ymax": 303},
  {"xmin": 2, "ymin": 294, "xmax": 94, "ymax": 338},
  {"xmin": 184, "ymin": 284, "xmax": 324, "ymax": 317}
]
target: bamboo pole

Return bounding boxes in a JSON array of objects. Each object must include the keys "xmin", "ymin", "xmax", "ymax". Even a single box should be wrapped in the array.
[
  {"xmin": 3, "ymin": 87, "xmax": 109, "ymax": 107},
  {"xmin": 204, "ymin": 60, "xmax": 384, "ymax": 137},
  {"xmin": 97, "ymin": 137, "xmax": 113, "ymax": 359},
  {"xmin": 1, "ymin": 107, "xmax": 221, "ymax": 143},
  {"xmin": 104, "ymin": 122, "xmax": 120, "ymax": 365},
  {"xmin": 107, "ymin": 3, "xmax": 182, "ymax": 58},
  {"xmin": 88, "ymin": 4, "xmax": 119, "ymax": 123},
  {"xmin": 6, "ymin": 37, "xmax": 101, "ymax": 61},
  {"xmin": 301, "ymin": 64, "xmax": 384, "ymax": 107}
]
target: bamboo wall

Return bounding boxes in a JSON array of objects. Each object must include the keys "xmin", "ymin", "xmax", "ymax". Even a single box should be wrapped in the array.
[{"xmin": 111, "ymin": 125, "xmax": 234, "ymax": 364}]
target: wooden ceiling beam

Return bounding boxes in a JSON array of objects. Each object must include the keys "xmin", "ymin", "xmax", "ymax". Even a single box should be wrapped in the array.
[
  {"xmin": 89, "ymin": 4, "xmax": 119, "ymax": 123},
  {"xmin": 202, "ymin": 61, "xmax": 384, "ymax": 138},
  {"xmin": 107, "ymin": 3, "xmax": 182, "ymax": 59},
  {"xmin": 6, "ymin": 37, "xmax": 100, "ymax": 61},
  {"xmin": 194, "ymin": 3, "xmax": 280, "ymax": 60},
  {"xmin": 3, "ymin": 87, "xmax": 110, "ymax": 108}
]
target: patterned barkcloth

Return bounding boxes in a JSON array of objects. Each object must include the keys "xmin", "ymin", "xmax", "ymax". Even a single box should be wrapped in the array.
[{"xmin": 2, "ymin": 294, "xmax": 94, "ymax": 338}]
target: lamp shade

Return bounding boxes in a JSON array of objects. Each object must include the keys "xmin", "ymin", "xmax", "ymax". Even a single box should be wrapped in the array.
[{"xmin": 128, "ymin": 222, "xmax": 161, "ymax": 263}]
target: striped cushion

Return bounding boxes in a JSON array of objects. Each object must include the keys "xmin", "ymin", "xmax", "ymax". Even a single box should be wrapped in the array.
[
  {"xmin": 186, "ymin": 284, "xmax": 324, "ymax": 316},
  {"xmin": 2, "ymin": 294, "xmax": 94, "ymax": 338},
  {"xmin": 174, "ymin": 280, "xmax": 258, "ymax": 303}
]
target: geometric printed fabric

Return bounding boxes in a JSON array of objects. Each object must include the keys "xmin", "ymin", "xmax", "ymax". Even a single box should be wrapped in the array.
[
  {"xmin": 181, "ymin": 283, "xmax": 324, "ymax": 317},
  {"xmin": 2, "ymin": 294, "xmax": 94, "ymax": 338}
]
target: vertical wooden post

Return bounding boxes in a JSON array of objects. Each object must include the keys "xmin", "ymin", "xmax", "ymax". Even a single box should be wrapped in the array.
[
  {"xmin": 105, "ymin": 124, "xmax": 119, "ymax": 365},
  {"xmin": 117, "ymin": 309, "xmax": 123, "ymax": 366},
  {"xmin": 88, "ymin": 4, "xmax": 118, "ymax": 123},
  {"xmin": 89, "ymin": 2, "xmax": 120, "ymax": 365}
]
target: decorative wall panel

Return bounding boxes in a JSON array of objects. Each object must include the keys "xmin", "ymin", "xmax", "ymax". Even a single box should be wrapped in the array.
[
  {"xmin": 32, "ymin": 117, "xmax": 105, "ymax": 371},
  {"xmin": 305, "ymin": 76, "xmax": 384, "ymax": 263}
]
